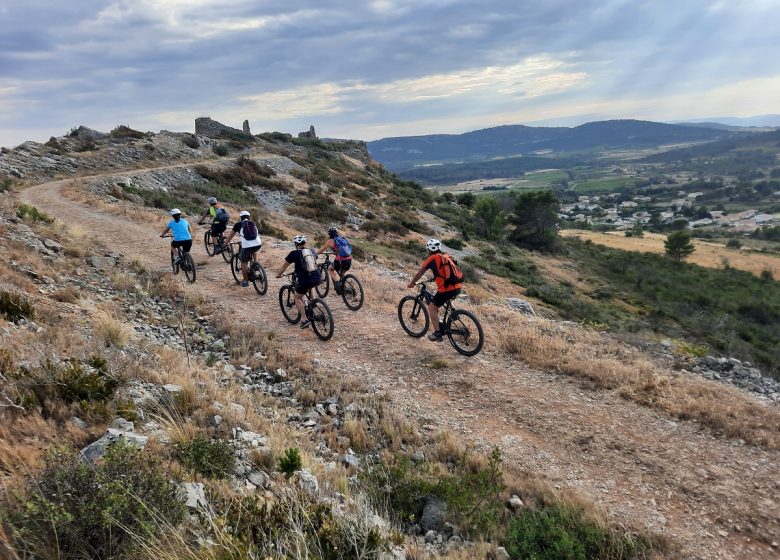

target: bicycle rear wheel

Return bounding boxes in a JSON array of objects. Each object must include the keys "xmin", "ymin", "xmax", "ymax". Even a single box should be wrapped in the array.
[
  {"xmin": 183, "ymin": 252, "xmax": 196, "ymax": 283},
  {"xmin": 230, "ymin": 253, "xmax": 242, "ymax": 284},
  {"xmin": 279, "ymin": 285, "xmax": 300, "ymax": 324},
  {"xmin": 250, "ymin": 262, "xmax": 267, "ymax": 295},
  {"xmin": 204, "ymin": 231, "xmax": 214, "ymax": 256},
  {"xmin": 398, "ymin": 295, "xmax": 429, "ymax": 337},
  {"xmin": 446, "ymin": 309, "xmax": 484, "ymax": 356},
  {"xmin": 340, "ymin": 274, "xmax": 364, "ymax": 311},
  {"xmin": 309, "ymin": 299, "xmax": 334, "ymax": 341},
  {"xmin": 315, "ymin": 266, "xmax": 330, "ymax": 298},
  {"xmin": 220, "ymin": 238, "xmax": 233, "ymax": 263}
]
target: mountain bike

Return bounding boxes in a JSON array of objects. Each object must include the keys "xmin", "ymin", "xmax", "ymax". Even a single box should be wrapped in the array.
[
  {"xmin": 398, "ymin": 281, "xmax": 483, "ymax": 356},
  {"xmin": 201, "ymin": 223, "xmax": 233, "ymax": 263},
  {"xmin": 161, "ymin": 234, "xmax": 196, "ymax": 283},
  {"xmin": 278, "ymin": 271, "xmax": 334, "ymax": 341},
  {"xmin": 230, "ymin": 242, "xmax": 267, "ymax": 295},
  {"xmin": 315, "ymin": 251, "xmax": 364, "ymax": 311}
]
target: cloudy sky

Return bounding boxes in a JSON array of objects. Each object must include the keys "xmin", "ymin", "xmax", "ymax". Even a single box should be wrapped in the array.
[{"xmin": 1, "ymin": 0, "xmax": 779, "ymax": 147}]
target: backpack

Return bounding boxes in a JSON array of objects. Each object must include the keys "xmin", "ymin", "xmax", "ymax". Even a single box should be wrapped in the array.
[
  {"xmin": 301, "ymin": 248, "xmax": 317, "ymax": 273},
  {"xmin": 334, "ymin": 236, "xmax": 352, "ymax": 258},
  {"xmin": 215, "ymin": 207, "xmax": 230, "ymax": 223},
  {"xmin": 438, "ymin": 252, "xmax": 464, "ymax": 287},
  {"xmin": 241, "ymin": 220, "xmax": 258, "ymax": 241}
]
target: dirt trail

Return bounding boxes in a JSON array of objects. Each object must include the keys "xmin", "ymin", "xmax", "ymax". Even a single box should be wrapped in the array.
[{"xmin": 22, "ymin": 174, "xmax": 780, "ymax": 559}]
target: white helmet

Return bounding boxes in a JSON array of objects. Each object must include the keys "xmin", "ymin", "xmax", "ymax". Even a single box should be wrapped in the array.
[
  {"xmin": 208, "ymin": 197, "xmax": 217, "ymax": 205},
  {"xmin": 292, "ymin": 234, "xmax": 307, "ymax": 245},
  {"xmin": 170, "ymin": 208, "xmax": 182, "ymax": 216},
  {"xmin": 239, "ymin": 210, "xmax": 250, "ymax": 218},
  {"xmin": 426, "ymin": 238, "xmax": 441, "ymax": 252}
]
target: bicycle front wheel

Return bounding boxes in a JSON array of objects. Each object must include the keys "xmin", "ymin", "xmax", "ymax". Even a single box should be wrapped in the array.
[
  {"xmin": 315, "ymin": 266, "xmax": 330, "ymax": 298},
  {"xmin": 250, "ymin": 262, "xmax": 267, "ymax": 295},
  {"xmin": 230, "ymin": 254, "xmax": 242, "ymax": 284},
  {"xmin": 183, "ymin": 253, "xmax": 196, "ymax": 283},
  {"xmin": 340, "ymin": 274, "xmax": 364, "ymax": 311},
  {"xmin": 279, "ymin": 285, "xmax": 300, "ymax": 324},
  {"xmin": 170, "ymin": 251, "xmax": 179, "ymax": 274},
  {"xmin": 204, "ymin": 231, "xmax": 214, "ymax": 256},
  {"xmin": 221, "ymin": 239, "xmax": 233, "ymax": 263},
  {"xmin": 398, "ymin": 295, "xmax": 429, "ymax": 338},
  {"xmin": 309, "ymin": 299, "xmax": 334, "ymax": 341},
  {"xmin": 446, "ymin": 309, "xmax": 484, "ymax": 356}
]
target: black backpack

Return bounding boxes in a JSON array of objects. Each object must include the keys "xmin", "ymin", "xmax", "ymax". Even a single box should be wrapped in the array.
[{"xmin": 241, "ymin": 220, "xmax": 258, "ymax": 241}]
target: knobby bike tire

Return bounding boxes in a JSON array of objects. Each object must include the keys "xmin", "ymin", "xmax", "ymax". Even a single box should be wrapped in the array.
[
  {"xmin": 340, "ymin": 274, "xmax": 364, "ymax": 311},
  {"xmin": 204, "ymin": 231, "xmax": 214, "ymax": 256},
  {"xmin": 183, "ymin": 253, "xmax": 196, "ymax": 283},
  {"xmin": 230, "ymin": 254, "xmax": 242, "ymax": 284},
  {"xmin": 309, "ymin": 299, "xmax": 334, "ymax": 341},
  {"xmin": 251, "ymin": 262, "xmax": 267, "ymax": 295},
  {"xmin": 220, "ymin": 239, "xmax": 233, "ymax": 263},
  {"xmin": 315, "ymin": 266, "xmax": 330, "ymax": 298},
  {"xmin": 279, "ymin": 285, "xmax": 300, "ymax": 324},
  {"xmin": 446, "ymin": 309, "xmax": 484, "ymax": 356},
  {"xmin": 398, "ymin": 295, "xmax": 429, "ymax": 338},
  {"xmin": 170, "ymin": 251, "xmax": 179, "ymax": 274}
]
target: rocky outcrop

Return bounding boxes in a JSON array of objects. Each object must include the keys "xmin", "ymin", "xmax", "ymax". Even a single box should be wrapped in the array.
[
  {"xmin": 243, "ymin": 120, "xmax": 251, "ymax": 135},
  {"xmin": 195, "ymin": 117, "xmax": 251, "ymax": 139}
]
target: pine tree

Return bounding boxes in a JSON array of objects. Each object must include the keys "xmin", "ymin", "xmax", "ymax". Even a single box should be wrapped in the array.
[{"xmin": 664, "ymin": 230, "xmax": 695, "ymax": 261}]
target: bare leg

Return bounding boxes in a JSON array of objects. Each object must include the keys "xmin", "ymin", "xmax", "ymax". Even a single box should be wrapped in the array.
[
  {"xmin": 428, "ymin": 302, "xmax": 440, "ymax": 332},
  {"xmin": 294, "ymin": 292, "xmax": 306, "ymax": 319},
  {"xmin": 241, "ymin": 261, "xmax": 249, "ymax": 281}
]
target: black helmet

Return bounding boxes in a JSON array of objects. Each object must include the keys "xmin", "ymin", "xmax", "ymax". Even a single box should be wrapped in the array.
[{"xmin": 327, "ymin": 226, "xmax": 339, "ymax": 238}]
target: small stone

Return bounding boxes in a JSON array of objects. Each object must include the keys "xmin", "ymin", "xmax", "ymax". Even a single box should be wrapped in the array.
[
  {"xmin": 420, "ymin": 496, "xmax": 446, "ymax": 531},
  {"xmin": 79, "ymin": 429, "xmax": 148, "ymax": 464},
  {"xmin": 424, "ymin": 530, "xmax": 437, "ymax": 544},
  {"xmin": 494, "ymin": 546, "xmax": 510, "ymax": 560},
  {"xmin": 223, "ymin": 364, "xmax": 236, "ymax": 373},
  {"xmin": 341, "ymin": 454, "xmax": 359, "ymax": 469},
  {"xmin": 43, "ymin": 239, "xmax": 63, "ymax": 253},
  {"xmin": 70, "ymin": 416, "xmax": 87, "ymax": 429},
  {"xmin": 412, "ymin": 450, "xmax": 426, "ymax": 463},
  {"xmin": 508, "ymin": 495, "xmax": 524, "ymax": 511},
  {"xmin": 109, "ymin": 417, "xmax": 135, "ymax": 432},
  {"xmin": 181, "ymin": 482, "xmax": 207, "ymax": 511},
  {"xmin": 228, "ymin": 402, "xmax": 246, "ymax": 416},
  {"xmin": 297, "ymin": 469, "xmax": 319, "ymax": 495},
  {"xmin": 210, "ymin": 414, "xmax": 223, "ymax": 427},
  {"xmin": 87, "ymin": 255, "xmax": 117, "ymax": 270},
  {"xmin": 163, "ymin": 383, "xmax": 183, "ymax": 395},
  {"xmin": 246, "ymin": 470, "xmax": 269, "ymax": 489}
]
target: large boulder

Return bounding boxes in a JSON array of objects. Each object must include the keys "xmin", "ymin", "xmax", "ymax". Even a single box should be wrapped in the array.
[
  {"xmin": 79, "ymin": 428, "xmax": 148, "ymax": 464},
  {"xmin": 506, "ymin": 298, "xmax": 536, "ymax": 316},
  {"xmin": 420, "ymin": 495, "xmax": 446, "ymax": 531}
]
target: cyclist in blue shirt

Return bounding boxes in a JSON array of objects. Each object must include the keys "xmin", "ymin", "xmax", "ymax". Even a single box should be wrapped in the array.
[{"xmin": 160, "ymin": 208, "xmax": 194, "ymax": 264}]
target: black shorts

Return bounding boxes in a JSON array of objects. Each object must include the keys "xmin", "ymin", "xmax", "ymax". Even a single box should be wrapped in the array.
[
  {"xmin": 210, "ymin": 222, "xmax": 227, "ymax": 236},
  {"xmin": 171, "ymin": 240, "xmax": 192, "ymax": 252},
  {"xmin": 333, "ymin": 259, "xmax": 352, "ymax": 274},
  {"xmin": 295, "ymin": 275, "xmax": 320, "ymax": 295},
  {"xmin": 432, "ymin": 288, "xmax": 460, "ymax": 307},
  {"xmin": 239, "ymin": 246, "xmax": 260, "ymax": 263}
]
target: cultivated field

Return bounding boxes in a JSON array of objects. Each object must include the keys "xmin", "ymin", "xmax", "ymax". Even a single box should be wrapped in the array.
[{"xmin": 562, "ymin": 229, "xmax": 780, "ymax": 278}]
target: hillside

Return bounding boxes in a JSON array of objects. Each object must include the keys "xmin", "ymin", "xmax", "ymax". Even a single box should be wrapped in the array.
[
  {"xmin": 1, "ymin": 120, "xmax": 779, "ymax": 560},
  {"xmin": 367, "ymin": 120, "xmax": 734, "ymax": 171}
]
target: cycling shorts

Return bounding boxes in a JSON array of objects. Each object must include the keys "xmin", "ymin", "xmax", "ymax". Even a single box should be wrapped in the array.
[
  {"xmin": 239, "ymin": 246, "xmax": 260, "ymax": 263},
  {"xmin": 210, "ymin": 222, "xmax": 227, "ymax": 236},
  {"xmin": 432, "ymin": 288, "xmax": 460, "ymax": 307},
  {"xmin": 295, "ymin": 277, "xmax": 319, "ymax": 295},
  {"xmin": 171, "ymin": 240, "xmax": 193, "ymax": 252},
  {"xmin": 333, "ymin": 259, "xmax": 351, "ymax": 274}
]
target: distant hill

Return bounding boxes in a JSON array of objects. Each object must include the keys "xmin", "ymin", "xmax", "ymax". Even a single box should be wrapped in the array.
[
  {"xmin": 683, "ymin": 115, "xmax": 780, "ymax": 128},
  {"xmin": 640, "ymin": 129, "xmax": 780, "ymax": 164},
  {"xmin": 368, "ymin": 119, "xmax": 734, "ymax": 171}
]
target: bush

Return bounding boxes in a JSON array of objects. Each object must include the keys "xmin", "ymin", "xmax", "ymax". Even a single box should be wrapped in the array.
[
  {"xmin": 726, "ymin": 238, "xmax": 742, "ymax": 249},
  {"xmin": 56, "ymin": 358, "xmax": 119, "ymax": 403},
  {"xmin": 110, "ymin": 125, "xmax": 145, "ymax": 139},
  {"xmin": 213, "ymin": 143, "xmax": 229, "ymax": 156},
  {"xmin": 74, "ymin": 138, "xmax": 97, "ymax": 152},
  {"xmin": 0, "ymin": 177, "xmax": 14, "ymax": 193},
  {"xmin": 181, "ymin": 134, "xmax": 200, "ymax": 148},
  {"xmin": 278, "ymin": 447, "xmax": 303, "ymax": 478},
  {"xmin": 0, "ymin": 290, "xmax": 35, "ymax": 322},
  {"xmin": 176, "ymin": 437, "xmax": 235, "ymax": 479},
  {"xmin": 1, "ymin": 444, "xmax": 185, "ymax": 559},
  {"xmin": 442, "ymin": 237, "xmax": 464, "ymax": 250},
  {"xmin": 504, "ymin": 503, "xmax": 654, "ymax": 560},
  {"xmin": 16, "ymin": 203, "xmax": 53, "ymax": 223},
  {"xmin": 194, "ymin": 159, "xmax": 275, "ymax": 190}
]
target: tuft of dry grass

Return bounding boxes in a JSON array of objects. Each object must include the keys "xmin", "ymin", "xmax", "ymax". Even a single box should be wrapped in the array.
[
  {"xmin": 432, "ymin": 431, "xmax": 463, "ymax": 464},
  {"xmin": 342, "ymin": 415, "xmax": 374, "ymax": 452},
  {"xmin": 50, "ymin": 286, "xmax": 79, "ymax": 303},
  {"xmin": 93, "ymin": 311, "xmax": 129, "ymax": 348},
  {"xmin": 429, "ymin": 357, "xmax": 449, "ymax": 369}
]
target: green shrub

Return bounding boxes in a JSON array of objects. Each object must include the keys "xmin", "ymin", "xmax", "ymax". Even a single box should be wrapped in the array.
[
  {"xmin": 289, "ymin": 186, "xmax": 348, "ymax": 224},
  {"xmin": 1, "ymin": 444, "xmax": 185, "ymax": 559},
  {"xmin": 0, "ymin": 290, "xmax": 35, "ymax": 322},
  {"xmin": 56, "ymin": 358, "xmax": 118, "ymax": 403},
  {"xmin": 181, "ymin": 134, "xmax": 200, "ymax": 148},
  {"xmin": 278, "ymin": 447, "xmax": 302, "ymax": 478},
  {"xmin": 176, "ymin": 436, "xmax": 235, "ymax": 479},
  {"xmin": 194, "ymin": 160, "xmax": 276, "ymax": 190},
  {"xmin": 726, "ymin": 238, "xmax": 742, "ymax": 249},
  {"xmin": 504, "ymin": 503, "xmax": 654, "ymax": 560},
  {"xmin": 213, "ymin": 143, "xmax": 229, "ymax": 156},
  {"xmin": 363, "ymin": 219, "xmax": 409, "ymax": 236},
  {"xmin": 110, "ymin": 125, "xmax": 145, "ymax": 139},
  {"xmin": 442, "ymin": 237, "xmax": 464, "ymax": 250},
  {"xmin": 0, "ymin": 177, "xmax": 14, "ymax": 192},
  {"xmin": 16, "ymin": 204, "xmax": 53, "ymax": 223}
]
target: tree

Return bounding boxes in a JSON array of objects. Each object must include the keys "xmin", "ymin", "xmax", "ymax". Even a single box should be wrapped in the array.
[
  {"xmin": 456, "ymin": 192, "xmax": 475, "ymax": 208},
  {"xmin": 510, "ymin": 190, "xmax": 559, "ymax": 251},
  {"xmin": 665, "ymin": 230, "xmax": 695, "ymax": 261},
  {"xmin": 474, "ymin": 196, "xmax": 506, "ymax": 240}
]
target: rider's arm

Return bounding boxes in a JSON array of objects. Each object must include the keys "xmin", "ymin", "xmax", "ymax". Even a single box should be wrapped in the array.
[
  {"xmin": 276, "ymin": 261, "xmax": 291, "ymax": 278},
  {"xmin": 225, "ymin": 229, "xmax": 236, "ymax": 243},
  {"xmin": 317, "ymin": 239, "xmax": 334, "ymax": 255},
  {"xmin": 161, "ymin": 223, "xmax": 171, "ymax": 237},
  {"xmin": 407, "ymin": 264, "xmax": 428, "ymax": 288}
]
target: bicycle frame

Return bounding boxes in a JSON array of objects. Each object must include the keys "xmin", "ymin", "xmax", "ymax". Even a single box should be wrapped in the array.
[{"xmin": 416, "ymin": 282, "xmax": 454, "ymax": 327}]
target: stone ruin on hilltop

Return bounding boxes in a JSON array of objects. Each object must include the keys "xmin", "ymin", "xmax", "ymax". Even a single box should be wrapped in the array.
[{"xmin": 298, "ymin": 125, "xmax": 317, "ymax": 139}]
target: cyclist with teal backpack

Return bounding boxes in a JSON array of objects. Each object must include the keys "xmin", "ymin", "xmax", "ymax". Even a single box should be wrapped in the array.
[{"xmin": 317, "ymin": 227, "xmax": 352, "ymax": 294}]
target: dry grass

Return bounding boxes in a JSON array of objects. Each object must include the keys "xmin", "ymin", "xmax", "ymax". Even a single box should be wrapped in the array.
[
  {"xmin": 93, "ymin": 310, "xmax": 129, "ymax": 348},
  {"xmin": 343, "ymin": 415, "xmax": 374, "ymax": 452},
  {"xmin": 479, "ymin": 303, "xmax": 780, "ymax": 449},
  {"xmin": 50, "ymin": 286, "xmax": 79, "ymax": 303},
  {"xmin": 432, "ymin": 431, "xmax": 463, "ymax": 464},
  {"xmin": 430, "ymin": 357, "xmax": 450, "ymax": 369}
]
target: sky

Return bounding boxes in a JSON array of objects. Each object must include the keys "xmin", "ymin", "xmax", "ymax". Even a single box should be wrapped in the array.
[{"xmin": 1, "ymin": 0, "xmax": 780, "ymax": 147}]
